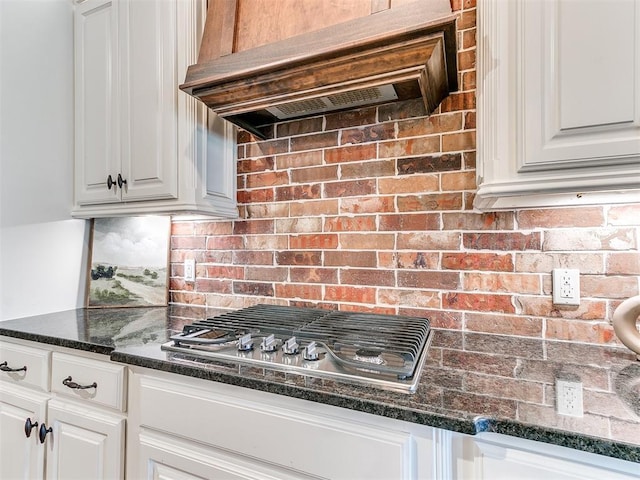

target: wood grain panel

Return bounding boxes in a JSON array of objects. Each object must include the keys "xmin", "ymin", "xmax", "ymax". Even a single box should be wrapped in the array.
[
  {"xmin": 234, "ymin": 0, "xmax": 373, "ymax": 52},
  {"xmin": 390, "ymin": 0, "xmax": 421, "ymax": 7},
  {"xmin": 197, "ymin": 0, "xmax": 238, "ymax": 62},
  {"xmin": 371, "ymin": 0, "xmax": 391, "ymax": 13}
]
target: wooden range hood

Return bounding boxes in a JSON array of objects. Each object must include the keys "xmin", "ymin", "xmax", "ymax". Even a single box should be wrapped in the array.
[{"xmin": 180, "ymin": 0, "xmax": 458, "ymax": 139}]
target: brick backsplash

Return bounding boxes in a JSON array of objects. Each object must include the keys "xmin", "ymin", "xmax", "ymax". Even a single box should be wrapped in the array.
[{"xmin": 169, "ymin": 0, "xmax": 640, "ymax": 346}]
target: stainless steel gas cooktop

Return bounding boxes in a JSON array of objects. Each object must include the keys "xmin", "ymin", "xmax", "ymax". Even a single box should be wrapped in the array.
[{"xmin": 162, "ymin": 304, "xmax": 432, "ymax": 393}]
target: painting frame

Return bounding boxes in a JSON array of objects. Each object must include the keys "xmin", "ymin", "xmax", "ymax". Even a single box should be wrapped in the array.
[{"xmin": 85, "ymin": 216, "xmax": 171, "ymax": 308}]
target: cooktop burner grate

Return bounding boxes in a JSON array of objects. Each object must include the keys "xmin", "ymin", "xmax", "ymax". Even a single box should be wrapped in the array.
[
  {"xmin": 164, "ymin": 304, "xmax": 432, "ymax": 393},
  {"xmin": 297, "ymin": 310, "xmax": 430, "ymax": 364},
  {"xmin": 182, "ymin": 304, "xmax": 329, "ymax": 336}
]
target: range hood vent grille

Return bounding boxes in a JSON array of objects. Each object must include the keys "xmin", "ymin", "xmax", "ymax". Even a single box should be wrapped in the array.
[
  {"xmin": 266, "ymin": 85, "xmax": 399, "ymax": 120},
  {"xmin": 181, "ymin": 0, "xmax": 459, "ymax": 138}
]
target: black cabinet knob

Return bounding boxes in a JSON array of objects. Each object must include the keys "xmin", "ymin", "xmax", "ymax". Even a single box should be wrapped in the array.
[
  {"xmin": 24, "ymin": 418, "xmax": 38, "ymax": 438},
  {"xmin": 117, "ymin": 173, "xmax": 127, "ymax": 189},
  {"xmin": 107, "ymin": 174, "xmax": 115, "ymax": 190},
  {"xmin": 38, "ymin": 423, "xmax": 52, "ymax": 444}
]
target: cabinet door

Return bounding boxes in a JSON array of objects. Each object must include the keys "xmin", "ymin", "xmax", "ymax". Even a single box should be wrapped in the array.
[
  {"xmin": 44, "ymin": 398, "xmax": 125, "ymax": 480},
  {"xmin": 521, "ymin": 0, "xmax": 640, "ymax": 171},
  {"xmin": 461, "ymin": 433, "xmax": 640, "ymax": 480},
  {"xmin": 137, "ymin": 429, "xmax": 317, "ymax": 480},
  {"xmin": 0, "ymin": 384, "xmax": 49, "ymax": 480},
  {"xmin": 74, "ymin": 0, "xmax": 121, "ymax": 205},
  {"xmin": 118, "ymin": 0, "xmax": 178, "ymax": 202},
  {"xmin": 475, "ymin": 0, "xmax": 640, "ymax": 210},
  {"xmin": 201, "ymin": 112, "xmax": 238, "ymax": 215}
]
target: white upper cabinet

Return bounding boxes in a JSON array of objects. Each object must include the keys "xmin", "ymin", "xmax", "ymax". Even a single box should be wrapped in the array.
[
  {"xmin": 73, "ymin": 0, "xmax": 238, "ymax": 218},
  {"xmin": 475, "ymin": 0, "xmax": 640, "ymax": 210},
  {"xmin": 74, "ymin": 0, "xmax": 120, "ymax": 206}
]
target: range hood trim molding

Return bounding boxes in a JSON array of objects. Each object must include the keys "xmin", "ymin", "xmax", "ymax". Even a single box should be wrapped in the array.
[
  {"xmin": 181, "ymin": 13, "xmax": 458, "ymax": 92},
  {"xmin": 194, "ymin": 32, "xmax": 449, "ymax": 113},
  {"xmin": 181, "ymin": 1, "xmax": 459, "ymax": 138}
]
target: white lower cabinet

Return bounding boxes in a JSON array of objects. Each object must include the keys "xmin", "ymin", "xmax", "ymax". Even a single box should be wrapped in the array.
[
  {"xmin": 0, "ymin": 340, "xmax": 51, "ymax": 479},
  {"xmin": 127, "ymin": 368, "xmax": 640, "ymax": 480},
  {"xmin": 0, "ymin": 338, "xmax": 127, "ymax": 480},
  {"xmin": 453, "ymin": 433, "xmax": 640, "ymax": 480},
  {"xmin": 0, "ymin": 383, "xmax": 49, "ymax": 480},
  {"xmin": 126, "ymin": 368, "xmax": 443, "ymax": 480},
  {"xmin": 44, "ymin": 399, "xmax": 125, "ymax": 480}
]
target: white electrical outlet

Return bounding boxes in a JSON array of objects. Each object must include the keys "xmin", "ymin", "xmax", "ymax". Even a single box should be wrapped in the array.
[
  {"xmin": 556, "ymin": 379, "xmax": 583, "ymax": 417},
  {"xmin": 552, "ymin": 268, "xmax": 580, "ymax": 306},
  {"xmin": 184, "ymin": 259, "xmax": 195, "ymax": 282}
]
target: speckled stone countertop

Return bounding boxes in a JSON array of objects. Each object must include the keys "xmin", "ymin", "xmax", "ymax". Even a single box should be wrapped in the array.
[{"xmin": 1, "ymin": 305, "xmax": 639, "ymax": 463}]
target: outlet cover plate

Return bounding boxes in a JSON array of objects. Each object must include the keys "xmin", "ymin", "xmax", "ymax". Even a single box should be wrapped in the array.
[
  {"xmin": 556, "ymin": 379, "xmax": 583, "ymax": 417},
  {"xmin": 184, "ymin": 259, "xmax": 195, "ymax": 282},
  {"xmin": 552, "ymin": 268, "xmax": 580, "ymax": 306}
]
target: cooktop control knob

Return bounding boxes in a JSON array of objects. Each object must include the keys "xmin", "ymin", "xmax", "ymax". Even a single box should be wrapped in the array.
[
  {"xmin": 260, "ymin": 334, "xmax": 277, "ymax": 353},
  {"xmin": 282, "ymin": 336, "xmax": 299, "ymax": 355},
  {"xmin": 303, "ymin": 341, "xmax": 320, "ymax": 361},
  {"xmin": 237, "ymin": 333, "xmax": 254, "ymax": 351}
]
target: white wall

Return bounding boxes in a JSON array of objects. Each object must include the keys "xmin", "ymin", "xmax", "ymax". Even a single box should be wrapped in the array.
[{"xmin": 0, "ymin": 0, "xmax": 87, "ymax": 320}]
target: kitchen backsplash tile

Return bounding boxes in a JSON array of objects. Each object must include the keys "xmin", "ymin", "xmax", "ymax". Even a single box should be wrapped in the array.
[{"xmin": 168, "ymin": 0, "xmax": 640, "ymax": 347}]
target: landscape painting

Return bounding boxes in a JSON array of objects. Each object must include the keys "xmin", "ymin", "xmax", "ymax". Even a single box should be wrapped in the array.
[{"xmin": 86, "ymin": 216, "xmax": 170, "ymax": 308}]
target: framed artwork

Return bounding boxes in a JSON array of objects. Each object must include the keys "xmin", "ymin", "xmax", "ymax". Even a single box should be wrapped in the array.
[{"xmin": 86, "ymin": 216, "xmax": 171, "ymax": 308}]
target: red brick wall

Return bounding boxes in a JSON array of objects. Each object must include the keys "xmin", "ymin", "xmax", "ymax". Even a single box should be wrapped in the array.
[{"xmin": 170, "ymin": 0, "xmax": 640, "ymax": 346}]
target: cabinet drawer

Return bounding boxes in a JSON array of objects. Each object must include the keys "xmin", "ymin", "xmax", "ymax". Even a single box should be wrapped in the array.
[
  {"xmin": 51, "ymin": 352, "xmax": 126, "ymax": 412},
  {"xmin": 0, "ymin": 340, "xmax": 50, "ymax": 391}
]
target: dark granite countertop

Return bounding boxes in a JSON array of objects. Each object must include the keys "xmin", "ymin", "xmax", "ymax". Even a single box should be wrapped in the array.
[{"xmin": 1, "ymin": 306, "xmax": 639, "ymax": 464}]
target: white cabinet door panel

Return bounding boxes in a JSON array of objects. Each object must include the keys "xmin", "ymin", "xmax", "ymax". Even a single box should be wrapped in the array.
[
  {"xmin": 119, "ymin": 0, "xmax": 178, "ymax": 202},
  {"xmin": 203, "ymin": 110, "xmax": 240, "ymax": 209},
  {"xmin": 475, "ymin": 0, "xmax": 640, "ymax": 209},
  {"xmin": 45, "ymin": 398, "xmax": 125, "ymax": 480},
  {"xmin": 522, "ymin": 0, "xmax": 640, "ymax": 171},
  {"xmin": 556, "ymin": 1, "xmax": 635, "ymax": 129},
  {"xmin": 138, "ymin": 429, "xmax": 317, "ymax": 480},
  {"xmin": 466, "ymin": 433, "xmax": 640, "ymax": 480},
  {"xmin": 0, "ymin": 385, "xmax": 49, "ymax": 480},
  {"xmin": 74, "ymin": 0, "xmax": 121, "ymax": 205}
]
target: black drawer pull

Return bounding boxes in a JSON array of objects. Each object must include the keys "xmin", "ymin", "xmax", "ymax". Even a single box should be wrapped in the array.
[
  {"xmin": 25, "ymin": 418, "xmax": 38, "ymax": 438},
  {"xmin": 62, "ymin": 376, "xmax": 97, "ymax": 390},
  {"xmin": 0, "ymin": 361, "xmax": 27, "ymax": 373}
]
